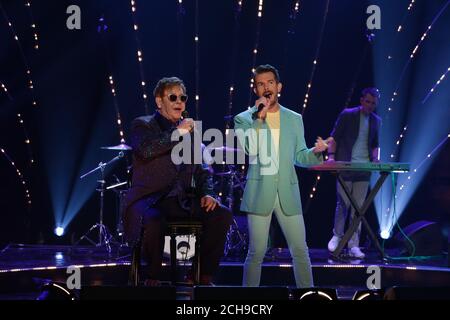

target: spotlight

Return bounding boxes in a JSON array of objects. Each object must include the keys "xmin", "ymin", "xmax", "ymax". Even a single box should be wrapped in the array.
[
  {"xmin": 291, "ymin": 288, "xmax": 338, "ymax": 301},
  {"xmin": 380, "ymin": 230, "xmax": 390, "ymax": 239},
  {"xmin": 54, "ymin": 226, "xmax": 65, "ymax": 237},
  {"xmin": 55, "ymin": 252, "xmax": 64, "ymax": 261},
  {"xmin": 36, "ymin": 283, "xmax": 75, "ymax": 300},
  {"xmin": 353, "ymin": 289, "xmax": 385, "ymax": 300}
]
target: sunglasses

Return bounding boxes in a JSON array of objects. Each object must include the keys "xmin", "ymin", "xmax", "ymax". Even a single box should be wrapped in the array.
[{"xmin": 167, "ymin": 94, "xmax": 188, "ymax": 103}]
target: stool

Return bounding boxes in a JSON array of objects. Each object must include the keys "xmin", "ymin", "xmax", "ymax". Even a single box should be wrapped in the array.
[
  {"xmin": 166, "ymin": 220, "xmax": 203, "ymax": 285},
  {"xmin": 128, "ymin": 219, "xmax": 203, "ymax": 286},
  {"xmin": 129, "ymin": 219, "xmax": 144, "ymax": 286}
]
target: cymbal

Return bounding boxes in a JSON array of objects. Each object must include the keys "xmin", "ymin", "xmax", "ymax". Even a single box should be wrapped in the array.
[
  {"xmin": 106, "ymin": 181, "xmax": 128, "ymax": 190},
  {"xmin": 101, "ymin": 143, "xmax": 132, "ymax": 151},
  {"xmin": 214, "ymin": 171, "xmax": 234, "ymax": 176},
  {"xmin": 210, "ymin": 146, "xmax": 244, "ymax": 153}
]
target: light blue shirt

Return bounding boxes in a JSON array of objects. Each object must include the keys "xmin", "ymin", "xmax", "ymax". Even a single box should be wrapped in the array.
[{"xmin": 351, "ymin": 111, "xmax": 370, "ymax": 162}]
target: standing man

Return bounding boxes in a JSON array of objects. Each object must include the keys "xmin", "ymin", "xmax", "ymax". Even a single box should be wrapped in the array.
[
  {"xmin": 234, "ymin": 64, "xmax": 330, "ymax": 288},
  {"xmin": 123, "ymin": 77, "xmax": 232, "ymax": 286},
  {"xmin": 327, "ymin": 88, "xmax": 381, "ymax": 259}
]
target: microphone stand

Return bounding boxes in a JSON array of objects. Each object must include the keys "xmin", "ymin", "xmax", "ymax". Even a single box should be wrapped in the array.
[
  {"xmin": 185, "ymin": 119, "xmax": 201, "ymax": 283},
  {"xmin": 73, "ymin": 152, "xmax": 124, "ymax": 254}
]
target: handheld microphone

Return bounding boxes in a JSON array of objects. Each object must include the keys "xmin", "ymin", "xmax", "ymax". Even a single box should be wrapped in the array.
[
  {"xmin": 252, "ymin": 93, "xmax": 271, "ymax": 120},
  {"xmin": 180, "ymin": 110, "xmax": 194, "ymax": 133}
]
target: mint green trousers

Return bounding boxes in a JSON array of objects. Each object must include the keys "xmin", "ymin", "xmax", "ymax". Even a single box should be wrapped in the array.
[{"xmin": 242, "ymin": 194, "xmax": 314, "ymax": 288}]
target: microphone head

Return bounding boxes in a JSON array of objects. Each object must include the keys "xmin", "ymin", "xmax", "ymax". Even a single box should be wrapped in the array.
[{"xmin": 181, "ymin": 110, "xmax": 189, "ymax": 119}]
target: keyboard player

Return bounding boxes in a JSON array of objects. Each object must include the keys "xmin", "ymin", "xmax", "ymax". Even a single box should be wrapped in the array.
[{"xmin": 326, "ymin": 88, "xmax": 382, "ymax": 259}]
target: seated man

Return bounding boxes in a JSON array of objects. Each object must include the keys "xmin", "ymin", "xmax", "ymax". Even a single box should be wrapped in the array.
[{"xmin": 123, "ymin": 76, "xmax": 232, "ymax": 286}]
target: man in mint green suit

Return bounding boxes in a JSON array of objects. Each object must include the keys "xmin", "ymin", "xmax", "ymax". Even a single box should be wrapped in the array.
[{"xmin": 234, "ymin": 65, "xmax": 330, "ymax": 288}]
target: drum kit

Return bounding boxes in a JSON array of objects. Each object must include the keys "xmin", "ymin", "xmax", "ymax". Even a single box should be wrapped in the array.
[
  {"xmin": 73, "ymin": 144, "xmax": 131, "ymax": 253},
  {"xmin": 74, "ymin": 143, "xmax": 249, "ymax": 259}
]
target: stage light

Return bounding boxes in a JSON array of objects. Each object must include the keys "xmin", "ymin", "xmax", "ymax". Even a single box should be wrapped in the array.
[
  {"xmin": 55, "ymin": 252, "xmax": 64, "ymax": 260},
  {"xmin": 36, "ymin": 283, "xmax": 75, "ymax": 300},
  {"xmin": 380, "ymin": 230, "xmax": 390, "ymax": 239},
  {"xmin": 55, "ymin": 227, "xmax": 65, "ymax": 237},
  {"xmin": 373, "ymin": 0, "xmax": 450, "ymax": 236},
  {"xmin": 353, "ymin": 289, "xmax": 385, "ymax": 300},
  {"xmin": 292, "ymin": 288, "xmax": 338, "ymax": 301}
]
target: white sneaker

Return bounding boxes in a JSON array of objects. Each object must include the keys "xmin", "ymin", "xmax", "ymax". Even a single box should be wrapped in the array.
[
  {"xmin": 349, "ymin": 247, "xmax": 365, "ymax": 259},
  {"xmin": 327, "ymin": 236, "xmax": 341, "ymax": 252}
]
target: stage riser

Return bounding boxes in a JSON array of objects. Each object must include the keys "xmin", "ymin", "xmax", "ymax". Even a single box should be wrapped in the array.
[{"xmin": 1, "ymin": 264, "xmax": 450, "ymax": 295}]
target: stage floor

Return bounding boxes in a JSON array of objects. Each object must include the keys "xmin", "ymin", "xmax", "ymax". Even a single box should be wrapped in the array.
[{"xmin": 1, "ymin": 243, "xmax": 449, "ymax": 300}]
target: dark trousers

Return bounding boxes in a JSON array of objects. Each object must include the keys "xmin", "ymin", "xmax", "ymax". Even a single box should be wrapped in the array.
[{"xmin": 124, "ymin": 196, "xmax": 232, "ymax": 280}]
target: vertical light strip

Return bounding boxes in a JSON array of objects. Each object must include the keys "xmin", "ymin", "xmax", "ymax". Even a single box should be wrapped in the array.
[
  {"xmin": 224, "ymin": 0, "xmax": 244, "ymax": 131},
  {"xmin": 0, "ymin": 81, "xmax": 13, "ymax": 100},
  {"xmin": 387, "ymin": 0, "xmax": 416, "ymax": 60},
  {"xmin": 395, "ymin": 133, "xmax": 449, "ymax": 197},
  {"xmin": 129, "ymin": 0, "xmax": 150, "ymax": 114},
  {"xmin": 108, "ymin": 75, "xmax": 126, "ymax": 144},
  {"xmin": 176, "ymin": 0, "xmax": 186, "ymax": 77},
  {"xmin": 0, "ymin": 148, "xmax": 32, "ymax": 207},
  {"xmin": 247, "ymin": 0, "xmax": 264, "ymax": 108},
  {"xmin": 389, "ymin": 126, "xmax": 408, "ymax": 160},
  {"xmin": 194, "ymin": 0, "xmax": 200, "ymax": 119},
  {"xmin": 24, "ymin": 0, "xmax": 39, "ymax": 50},
  {"xmin": 16, "ymin": 113, "xmax": 35, "ymax": 164},
  {"xmin": 301, "ymin": 0, "xmax": 330, "ymax": 115},
  {"xmin": 0, "ymin": 2, "xmax": 37, "ymax": 107},
  {"xmin": 422, "ymin": 66, "xmax": 450, "ymax": 103},
  {"xmin": 386, "ymin": 1, "xmax": 449, "ymax": 114}
]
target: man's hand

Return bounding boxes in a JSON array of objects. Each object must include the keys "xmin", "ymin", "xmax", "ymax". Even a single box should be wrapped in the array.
[
  {"xmin": 200, "ymin": 195, "xmax": 218, "ymax": 212},
  {"xmin": 177, "ymin": 118, "xmax": 194, "ymax": 134},
  {"xmin": 255, "ymin": 95, "xmax": 270, "ymax": 120},
  {"xmin": 313, "ymin": 136, "xmax": 334, "ymax": 154}
]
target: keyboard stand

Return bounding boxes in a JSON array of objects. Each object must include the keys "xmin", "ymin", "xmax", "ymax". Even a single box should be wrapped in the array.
[{"xmin": 332, "ymin": 171, "xmax": 390, "ymax": 259}]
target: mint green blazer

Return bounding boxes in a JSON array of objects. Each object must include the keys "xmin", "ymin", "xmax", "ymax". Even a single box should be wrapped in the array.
[{"xmin": 234, "ymin": 105, "xmax": 323, "ymax": 216}]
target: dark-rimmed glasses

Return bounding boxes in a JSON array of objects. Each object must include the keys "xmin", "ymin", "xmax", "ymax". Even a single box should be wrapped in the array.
[{"xmin": 167, "ymin": 94, "xmax": 188, "ymax": 103}]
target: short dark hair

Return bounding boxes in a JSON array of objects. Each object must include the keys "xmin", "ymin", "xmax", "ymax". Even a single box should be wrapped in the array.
[
  {"xmin": 253, "ymin": 64, "xmax": 281, "ymax": 83},
  {"xmin": 361, "ymin": 87, "xmax": 380, "ymax": 99},
  {"xmin": 153, "ymin": 77, "xmax": 186, "ymax": 98}
]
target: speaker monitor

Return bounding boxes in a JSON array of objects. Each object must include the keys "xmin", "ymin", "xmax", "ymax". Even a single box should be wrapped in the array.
[
  {"xmin": 291, "ymin": 288, "xmax": 338, "ymax": 301},
  {"xmin": 193, "ymin": 286, "xmax": 289, "ymax": 300},
  {"xmin": 394, "ymin": 220, "xmax": 442, "ymax": 256},
  {"xmin": 384, "ymin": 286, "xmax": 450, "ymax": 300},
  {"xmin": 79, "ymin": 285, "xmax": 177, "ymax": 300}
]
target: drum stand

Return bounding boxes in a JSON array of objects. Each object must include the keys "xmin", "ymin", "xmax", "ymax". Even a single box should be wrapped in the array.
[
  {"xmin": 222, "ymin": 165, "xmax": 248, "ymax": 257},
  {"xmin": 73, "ymin": 152, "xmax": 124, "ymax": 254}
]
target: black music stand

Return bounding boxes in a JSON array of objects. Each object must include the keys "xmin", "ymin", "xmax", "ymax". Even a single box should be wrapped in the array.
[{"xmin": 310, "ymin": 162, "xmax": 409, "ymax": 259}]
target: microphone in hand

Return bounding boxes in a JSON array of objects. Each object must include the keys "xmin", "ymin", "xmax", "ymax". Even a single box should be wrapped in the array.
[
  {"xmin": 178, "ymin": 110, "xmax": 194, "ymax": 133},
  {"xmin": 252, "ymin": 93, "xmax": 271, "ymax": 120}
]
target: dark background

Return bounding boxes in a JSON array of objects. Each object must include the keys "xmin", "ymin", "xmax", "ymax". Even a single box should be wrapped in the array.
[{"xmin": 0, "ymin": 0, "xmax": 449, "ymax": 250}]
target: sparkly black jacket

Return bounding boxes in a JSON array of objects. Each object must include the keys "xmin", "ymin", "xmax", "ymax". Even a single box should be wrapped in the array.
[{"xmin": 124, "ymin": 112, "xmax": 214, "ymax": 212}]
